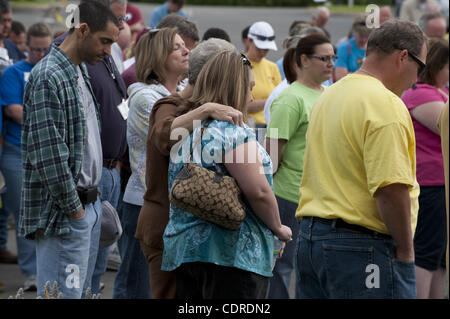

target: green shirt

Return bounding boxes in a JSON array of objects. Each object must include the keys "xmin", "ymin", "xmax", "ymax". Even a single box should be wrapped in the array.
[{"xmin": 266, "ymin": 81, "xmax": 323, "ymax": 204}]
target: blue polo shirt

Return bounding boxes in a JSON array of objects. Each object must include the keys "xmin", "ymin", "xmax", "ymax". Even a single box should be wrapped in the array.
[
  {"xmin": 0, "ymin": 60, "xmax": 33, "ymax": 146},
  {"xmin": 335, "ymin": 36, "xmax": 365, "ymax": 73},
  {"xmin": 149, "ymin": 1, "xmax": 188, "ymax": 27}
]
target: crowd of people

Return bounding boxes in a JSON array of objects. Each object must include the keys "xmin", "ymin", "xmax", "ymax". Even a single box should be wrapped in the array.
[{"xmin": 0, "ymin": 0, "xmax": 449, "ymax": 299}]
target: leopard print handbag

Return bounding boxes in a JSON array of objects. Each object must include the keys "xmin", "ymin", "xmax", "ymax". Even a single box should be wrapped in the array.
[{"xmin": 169, "ymin": 121, "xmax": 246, "ymax": 230}]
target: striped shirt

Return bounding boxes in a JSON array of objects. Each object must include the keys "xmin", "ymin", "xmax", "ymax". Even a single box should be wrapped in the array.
[{"xmin": 20, "ymin": 43, "xmax": 101, "ymax": 239}]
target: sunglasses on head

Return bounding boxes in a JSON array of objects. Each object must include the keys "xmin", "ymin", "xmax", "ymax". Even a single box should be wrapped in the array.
[
  {"xmin": 240, "ymin": 53, "xmax": 252, "ymax": 67},
  {"xmin": 250, "ymin": 33, "xmax": 275, "ymax": 42}
]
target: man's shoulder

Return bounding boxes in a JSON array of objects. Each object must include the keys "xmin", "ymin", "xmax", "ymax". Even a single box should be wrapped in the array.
[
  {"xmin": 3, "ymin": 39, "xmax": 25, "ymax": 60},
  {"xmin": 152, "ymin": 2, "xmax": 168, "ymax": 15},
  {"xmin": 261, "ymin": 58, "xmax": 278, "ymax": 68},
  {"xmin": 29, "ymin": 50, "xmax": 72, "ymax": 86}
]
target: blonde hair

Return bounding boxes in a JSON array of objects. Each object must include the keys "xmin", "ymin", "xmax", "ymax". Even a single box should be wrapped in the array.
[
  {"xmin": 135, "ymin": 27, "xmax": 178, "ymax": 85},
  {"xmin": 188, "ymin": 51, "xmax": 251, "ymax": 120}
]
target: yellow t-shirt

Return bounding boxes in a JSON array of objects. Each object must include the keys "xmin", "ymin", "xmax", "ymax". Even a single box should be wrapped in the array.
[
  {"xmin": 248, "ymin": 57, "xmax": 281, "ymax": 125},
  {"xmin": 296, "ymin": 74, "xmax": 419, "ymax": 235}
]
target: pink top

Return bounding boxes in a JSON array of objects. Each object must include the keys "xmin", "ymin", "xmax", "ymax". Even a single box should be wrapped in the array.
[{"xmin": 402, "ymin": 83, "xmax": 448, "ymax": 186}]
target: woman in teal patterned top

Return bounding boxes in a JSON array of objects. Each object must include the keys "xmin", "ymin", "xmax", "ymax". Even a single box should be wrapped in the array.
[{"xmin": 161, "ymin": 51, "xmax": 292, "ymax": 298}]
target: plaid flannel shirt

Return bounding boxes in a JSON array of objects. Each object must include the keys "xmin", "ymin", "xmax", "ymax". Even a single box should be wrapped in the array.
[{"xmin": 19, "ymin": 44, "xmax": 100, "ymax": 239}]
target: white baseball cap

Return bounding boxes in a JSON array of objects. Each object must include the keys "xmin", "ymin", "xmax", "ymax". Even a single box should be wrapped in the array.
[{"xmin": 248, "ymin": 21, "xmax": 278, "ymax": 51}]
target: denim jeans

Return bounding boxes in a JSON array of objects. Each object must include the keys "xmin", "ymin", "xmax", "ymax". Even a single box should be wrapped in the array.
[
  {"xmin": 268, "ymin": 195, "xmax": 300, "ymax": 298},
  {"xmin": 0, "ymin": 142, "xmax": 36, "ymax": 276},
  {"xmin": 295, "ymin": 217, "xmax": 416, "ymax": 299},
  {"xmin": 0, "ymin": 144, "xmax": 6, "ymax": 250},
  {"xmin": 113, "ymin": 201, "xmax": 151, "ymax": 299},
  {"xmin": 90, "ymin": 167, "xmax": 121, "ymax": 294},
  {"xmin": 36, "ymin": 199, "xmax": 102, "ymax": 299}
]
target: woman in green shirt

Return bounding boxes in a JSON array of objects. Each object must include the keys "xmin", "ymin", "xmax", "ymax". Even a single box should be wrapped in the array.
[{"xmin": 265, "ymin": 33, "xmax": 335, "ymax": 298}]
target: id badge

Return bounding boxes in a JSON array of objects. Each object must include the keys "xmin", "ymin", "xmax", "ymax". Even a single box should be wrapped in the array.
[{"xmin": 117, "ymin": 99, "xmax": 129, "ymax": 120}]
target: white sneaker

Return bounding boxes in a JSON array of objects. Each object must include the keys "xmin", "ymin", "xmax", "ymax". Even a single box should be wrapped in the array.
[{"xmin": 23, "ymin": 275, "xmax": 37, "ymax": 292}]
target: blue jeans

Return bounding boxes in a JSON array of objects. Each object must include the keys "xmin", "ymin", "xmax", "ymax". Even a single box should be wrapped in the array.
[
  {"xmin": 90, "ymin": 167, "xmax": 121, "ymax": 294},
  {"xmin": 268, "ymin": 195, "xmax": 300, "ymax": 298},
  {"xmin": 113, "ymin": 202, "xmax": 151, "ymax": 299},
  {"xmin": 295, "ymin": 217, "xmax": 416, "ymax": 299},
  {"xmin": 0, "ymin": 142, "xmax": 36, "ymax": 276},
  {"xmin": 0, "ymin": 144, "xmax": 5, "ymax": 249},
  {"xmin": 36, "ymin": 199, "xmax": 102, "ymax": 299}
]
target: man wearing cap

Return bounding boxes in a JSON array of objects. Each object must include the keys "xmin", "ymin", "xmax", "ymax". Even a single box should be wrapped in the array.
[
  {"xmin": 126, "ymin": 2, "xmax": 144, "ymax": 45},
  {"xmin": 149, "ymin": 0, "xmax": 188, "ymax": 28},
  {"xmin": 245, "ymin": 21, "xmax": 281, "ymax": 135}
]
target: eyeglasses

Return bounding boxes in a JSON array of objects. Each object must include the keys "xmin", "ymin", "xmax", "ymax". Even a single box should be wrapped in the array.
[
  {"xmin": 117, "ymin": 15, "xmax": 129, "ymax": 23},
  {"xmin": 144, "ymin": 27, "xmax": 160, "ymax": 35},
  {"xmin": 29, "ymin": 47, "xmax": 48, "ymax": 54},
  {"xmin": 308, "ymin": 55, "xmax": 337, "ymax": 63},
  {"xmin": 241, "ymin": 53, "xmax": 252, "ymax": 67},
  {"xmin": 407, "ymin": 51, "xmax": 426, "ymax": 77},
  {"xmin": 249, "ymin": 33, "xmax": 275, "ymax": 42}
]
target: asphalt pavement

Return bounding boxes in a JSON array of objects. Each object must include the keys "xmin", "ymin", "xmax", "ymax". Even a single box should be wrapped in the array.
[{"xmin": 13, "ymin": 2, "xmax": 358, "ymax": 62}]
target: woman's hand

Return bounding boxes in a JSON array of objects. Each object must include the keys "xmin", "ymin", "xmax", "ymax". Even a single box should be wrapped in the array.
[
  {"xmin": 274, "ymin": 225, "xmax": 292, "ymax": 243},
  {"xmin": 204, "ymin": 103, "xmax": 244, "ymax": 126}
]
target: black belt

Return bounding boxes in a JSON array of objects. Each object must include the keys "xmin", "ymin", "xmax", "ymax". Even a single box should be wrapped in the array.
[
  {"xmin": 77, "ymin": 186, "xmax": 99, "ymax": 207},
  {"xmin": 303, "ymin": 216, "xmax": 392, "ymax": 240},
  {"xmin": 103, "ymin": 159, "xmax": 119, "ymax": 169}
]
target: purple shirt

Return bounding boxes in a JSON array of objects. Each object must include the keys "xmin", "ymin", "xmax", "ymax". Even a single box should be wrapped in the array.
[{"xmin": 402, "ymin": 83, "xmax": 448, "ymax": 186}]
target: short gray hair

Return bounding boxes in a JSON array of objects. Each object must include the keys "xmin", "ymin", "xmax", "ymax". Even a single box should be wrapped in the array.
[
  {"xmin": 366, "ymin": 19, "xmax": 427, "ymax": 57},
  {"xmin": 313, "ymin": 6, "xmax": 330, "ymax": 19},
  {"xmin": 188, "ymin": 38, "xmax": 237, "ymax": 85},
  {"xmin": 418, "ymin": 12, "xmax": 446, "ymax": 32}
]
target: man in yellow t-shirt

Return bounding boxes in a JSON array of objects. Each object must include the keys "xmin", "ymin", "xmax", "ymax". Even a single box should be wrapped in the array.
[
  {"xmin": 295, "ymin": 20, "xmax": 427, "ymax": 299},
  {"xmin": 245, "ymin": 21, "xmax": 281, "ymax": 130}
]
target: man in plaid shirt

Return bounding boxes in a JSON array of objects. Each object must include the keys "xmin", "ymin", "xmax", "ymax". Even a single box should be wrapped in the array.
[{"xmin": 20, "ymin": 1, "xmax": 119, "ymax": 298}]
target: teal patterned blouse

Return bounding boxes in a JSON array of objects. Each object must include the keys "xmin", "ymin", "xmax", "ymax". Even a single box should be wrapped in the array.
[{"xmin": 161, "ymin": 120, "xmax": 275, "ymax": 277}]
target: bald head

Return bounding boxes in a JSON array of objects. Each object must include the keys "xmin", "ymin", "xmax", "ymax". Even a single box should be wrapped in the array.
[
  {"xmin": 312, "ymin": 6, "xmax": 330, "ymax": 28},
  {"xmin": 426, "ymin": 16, "xmax": 447, "ymax": 38},
  {"xmin": 379, "ymin": 6, "xmax": 392, "ymax": 24}
]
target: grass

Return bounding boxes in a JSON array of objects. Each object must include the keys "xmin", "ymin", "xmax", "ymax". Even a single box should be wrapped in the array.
[
  {"xmin": 11, "ymin": 0, "xmax": 385, "ymax": 14},
  {"xmin": 11, "ymin": 0, "xmax": 51, "ymax": 6},
  {"xmin": 326, "ymin": 4, "xmax": 385, "ymax": 14}
]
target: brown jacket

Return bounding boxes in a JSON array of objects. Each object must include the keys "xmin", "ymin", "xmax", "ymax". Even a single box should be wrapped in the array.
[
  {"xmin": 135, "ymin": 94, "xmax": 191, "ymax": 299},
  {"xmin": 135, "ymin": 94, "xmax": 191, "ymax": 246}
]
